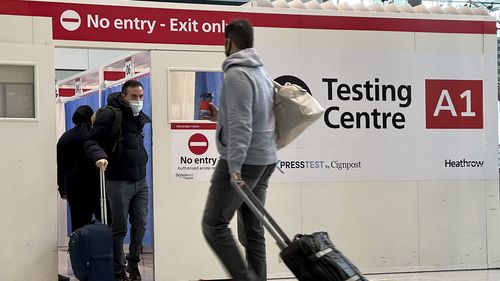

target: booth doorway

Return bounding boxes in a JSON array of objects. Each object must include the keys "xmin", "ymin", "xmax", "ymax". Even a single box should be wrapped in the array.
[{"xmin": 56, "ymin": 49, "xmax": 155, "ymax": 281}]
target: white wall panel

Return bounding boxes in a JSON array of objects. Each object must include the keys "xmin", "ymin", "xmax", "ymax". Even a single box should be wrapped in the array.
[
  {"xmin": 33, "ymin": 17, "xmax": 52, "ymax": 45},
  {"xmin": 151, "ymin": 50, "xmax": 227, "ymax": 281},
  {"xmin": 0, "ymin": 15, "xmax": 33, "ymax": 44},
  {"xmin": 486, "ymin": 179, "xmax": 500, "ymax": 268},
  {"xmin": 265, "ymin": 182, "xmax": 303, "ymax": 277},
  {"xmin": 0, "ymin": 16, "xmax": 56, "ymax": 281},
  {"xmin": 416, "ymin": 33, "xmax": 484, "ymax": 53},
  {"xmin": 301, "ymin": 182, "xmax": 420, "ymax": 272},
  {"xmin": 418, "ymin": 180, "xmax": 487, "ymax": 268}
]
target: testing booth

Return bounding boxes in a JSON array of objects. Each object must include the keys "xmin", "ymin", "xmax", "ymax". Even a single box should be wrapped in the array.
[{"xmin": 0, "ymin": 0, "xmax": 498, "ymax": 280}]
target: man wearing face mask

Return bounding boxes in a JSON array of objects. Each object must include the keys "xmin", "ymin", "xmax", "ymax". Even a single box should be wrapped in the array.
[
  {"xmin": 85, "ymin": 80, "xmax": 151, "ymax": 281},
  {"xmin": 202, "ymin": 19, "xmax": 277, "ymax": 281}
]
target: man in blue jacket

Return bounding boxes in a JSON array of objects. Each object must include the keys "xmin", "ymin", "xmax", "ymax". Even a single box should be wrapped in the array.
[
  {"xmin": 202, "ymin": 18, "xmax": 278, "ymax": 281},
  {"xmin": 85, "ymin": 80, "xmax": 151, "ymax": 281}
]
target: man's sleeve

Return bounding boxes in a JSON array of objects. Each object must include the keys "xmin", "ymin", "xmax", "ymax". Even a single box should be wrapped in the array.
[
  {"xmin": 225, "ymin": 70, "xmax": 254, "ymax": 174},
  {"xmin": 84, "ymin": 109, "xmax": 114, "ymax": 162}
]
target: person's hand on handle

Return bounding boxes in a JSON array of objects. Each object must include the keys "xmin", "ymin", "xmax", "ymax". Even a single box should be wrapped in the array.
[
  {"xmin": 96, "ymin": 159, "xmax": 108, "ymax": 171},
  {"xmin": 203, "ymin": 103, "xmax": 219, "ymax": 122},
  {"xmin": 230, "ymin": 172, "xmax": 245, "ymax": 187}
]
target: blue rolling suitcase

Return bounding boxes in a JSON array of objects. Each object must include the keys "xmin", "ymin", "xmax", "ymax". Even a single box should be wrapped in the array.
[
  {"xmin": 231, "ymin": 181, "xmax": 368, "ymax": 281},
  {"xmin": 69, "ymin": 169, "xmax": 113, "ymax": 281}
]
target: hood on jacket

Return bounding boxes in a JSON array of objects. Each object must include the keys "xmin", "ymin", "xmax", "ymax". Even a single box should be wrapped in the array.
[
  {"xmin": 222, "ymin": 48, "xmax": 263, "ymax": 72},
  {"xmin": 72, "ymin": 105, "xmax": 93, "ymax": 124},
  {"xmin": 107, "ymin": 92, "xmax": 130, "ymax": 110}
]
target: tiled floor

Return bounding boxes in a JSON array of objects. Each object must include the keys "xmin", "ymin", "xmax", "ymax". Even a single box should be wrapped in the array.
[{"xmin": 59, "ymin": 248, "xmax": 500, "ymax": 280}]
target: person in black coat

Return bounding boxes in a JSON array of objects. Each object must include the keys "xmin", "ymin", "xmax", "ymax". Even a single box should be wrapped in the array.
[
  {"xmin": 85, "ymin": 80, "xmax": 151, "ymax": 281},
  {"xmin": 57, "ymin": 105, "xmax": 101, "ymax": 232}
]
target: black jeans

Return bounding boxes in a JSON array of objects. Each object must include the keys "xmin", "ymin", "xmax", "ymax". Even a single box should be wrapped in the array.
[{"xmin": 202, "ymin": 159, "xmax": 276, "ymax": 281}]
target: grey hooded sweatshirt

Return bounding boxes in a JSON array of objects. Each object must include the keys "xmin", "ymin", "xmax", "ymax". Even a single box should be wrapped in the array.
[{"xmin": 217, "ymin": 48, "xmax": 277, "ymax": 173}]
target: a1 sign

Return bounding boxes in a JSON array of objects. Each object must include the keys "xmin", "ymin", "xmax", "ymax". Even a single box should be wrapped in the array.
[
  {"xmin": 425, "ymin": 79, "xmax": 483, "ymax": 129},
  {"xmin": 125, "ymin": 58, "xmax": 134, "ymax": 79}
]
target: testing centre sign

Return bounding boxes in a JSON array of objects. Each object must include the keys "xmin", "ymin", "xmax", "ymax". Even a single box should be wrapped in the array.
[{"xmin": 171, "ymin": 38, "xmax": 497, "ymax": 183}]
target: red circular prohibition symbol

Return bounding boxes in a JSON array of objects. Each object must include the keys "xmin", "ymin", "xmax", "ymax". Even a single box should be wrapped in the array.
[{"xmin": 188, "ymin": 133, "xmax": 209, "ymax": 155}]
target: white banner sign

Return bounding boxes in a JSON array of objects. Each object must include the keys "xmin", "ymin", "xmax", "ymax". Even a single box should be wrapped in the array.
[{"xmin": 170, "ymin": 34, "xmax": 497, "ymax": 182}]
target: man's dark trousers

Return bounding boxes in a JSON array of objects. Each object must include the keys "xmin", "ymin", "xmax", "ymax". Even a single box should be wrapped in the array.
[
  {"xmin": 106, "ymin": 178, "xmax": 148, "ymax": 275},
  {"xmin": 202, "ymin": 159, "xmax": 276, "ymax": 281}
]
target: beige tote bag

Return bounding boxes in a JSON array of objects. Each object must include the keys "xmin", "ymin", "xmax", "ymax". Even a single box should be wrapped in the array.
[{"xmin": 273, "ymin": 81, "xmax": 325, "ymax": 149}]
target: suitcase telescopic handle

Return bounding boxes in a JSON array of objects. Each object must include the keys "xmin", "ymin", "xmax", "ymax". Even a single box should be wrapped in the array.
[
  {"xmin": 100, "ymin": 168, "xmax": 108, "ymax": 225},
  {"xmin": 231, "ymin": 180, "xmax": 292, "ymax": 250}
]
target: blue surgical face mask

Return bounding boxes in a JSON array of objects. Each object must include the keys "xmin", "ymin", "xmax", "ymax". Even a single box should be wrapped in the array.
[{"xmin": 129, "ymin": 100, "xmax": 143, "ymax": 116}]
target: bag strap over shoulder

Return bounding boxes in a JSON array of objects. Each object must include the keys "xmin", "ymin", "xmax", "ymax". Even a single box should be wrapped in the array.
[
  {"xmin": 107, "ymin": 106, "xmax": 122, "ymax": 137},
  {"xmin": 272, "ymin": 81, "xmax": 284, "ymax": 105},
  {"xmin": 272, "ymin": 80, "xmax": 283, "ymax": 90},
  {"xmin": 107, "ymin": 106, "xmax": 122, "ymax": 152},
  {"xmin": 93, "ymin": 105, "xmax": 122, "ymax": 153}
]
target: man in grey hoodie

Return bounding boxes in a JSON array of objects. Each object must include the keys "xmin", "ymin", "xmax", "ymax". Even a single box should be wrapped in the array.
[{"xmin": 202, "ymin": 19, "xmax": 277, "ymax": 281}]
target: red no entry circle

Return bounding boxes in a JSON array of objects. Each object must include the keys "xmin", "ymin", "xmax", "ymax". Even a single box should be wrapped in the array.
[{"xmin": 188, "ymin": 133, "xmax": 209, "ymax": 155}]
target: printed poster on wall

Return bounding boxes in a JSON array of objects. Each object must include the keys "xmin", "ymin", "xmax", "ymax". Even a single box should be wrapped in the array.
[
  {"xmin": 170, "ymin": 48, "xmax": 497, "ymax": 182},
  {"xmin": 171, "ymin": 122, "xmax": 219, "ymax": 181}
]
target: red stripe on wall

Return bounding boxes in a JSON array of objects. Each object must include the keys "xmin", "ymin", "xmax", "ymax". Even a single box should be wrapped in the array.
[{"xmin": 0, "ymin": 0, "xmax": 495, "ymax": 46}]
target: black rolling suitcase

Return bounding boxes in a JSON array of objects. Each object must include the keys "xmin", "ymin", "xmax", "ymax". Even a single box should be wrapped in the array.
[
  {"xmin": 231, "ymin": 181, "xmax": 368, "ymax": 281},
  {"xmin": 69, "ymin": 169, "xmax": 113, "ymax": 281}
]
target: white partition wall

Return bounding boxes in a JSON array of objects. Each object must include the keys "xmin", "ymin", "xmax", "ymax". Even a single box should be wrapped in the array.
[
  {"xmin": 149, "ymin": 12, "xmax": 499, "ymax": 281},
  {"xmin": 0, "ymin": 15, "xmax": 56, "ymax": 281},
  {"xmin": 150, "ymin": 50, "xmax": 227, "ymax": 280}
]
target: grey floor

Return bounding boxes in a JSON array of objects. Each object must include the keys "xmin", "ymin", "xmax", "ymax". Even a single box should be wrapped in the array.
[
  {"xmin": 58, "ymin": 247, "xmax": 153, "ymax": 281},
  {"xmin": 59, "ymin": 248, "xmax": 500, "ymax": 280}
]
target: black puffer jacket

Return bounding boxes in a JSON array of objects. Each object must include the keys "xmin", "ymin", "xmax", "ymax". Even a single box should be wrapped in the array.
[{"xmin": 84, "ymin": 92, "xmax": 151, "ymax": 181}]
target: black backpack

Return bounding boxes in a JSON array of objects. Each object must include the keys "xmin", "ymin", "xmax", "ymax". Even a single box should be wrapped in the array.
[{"xmin": 93, "ymin": 105, "xmax": 123, "ymax": 152}]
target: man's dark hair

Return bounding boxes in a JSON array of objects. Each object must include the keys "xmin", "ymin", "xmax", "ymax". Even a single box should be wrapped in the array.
[
  {"xmin": 122, "ymin": 80, "xmax": 143, "ymax": 95},
  {"xmin": 225, "ymin": 18, "xmax": 254, "ymax": 50}
]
